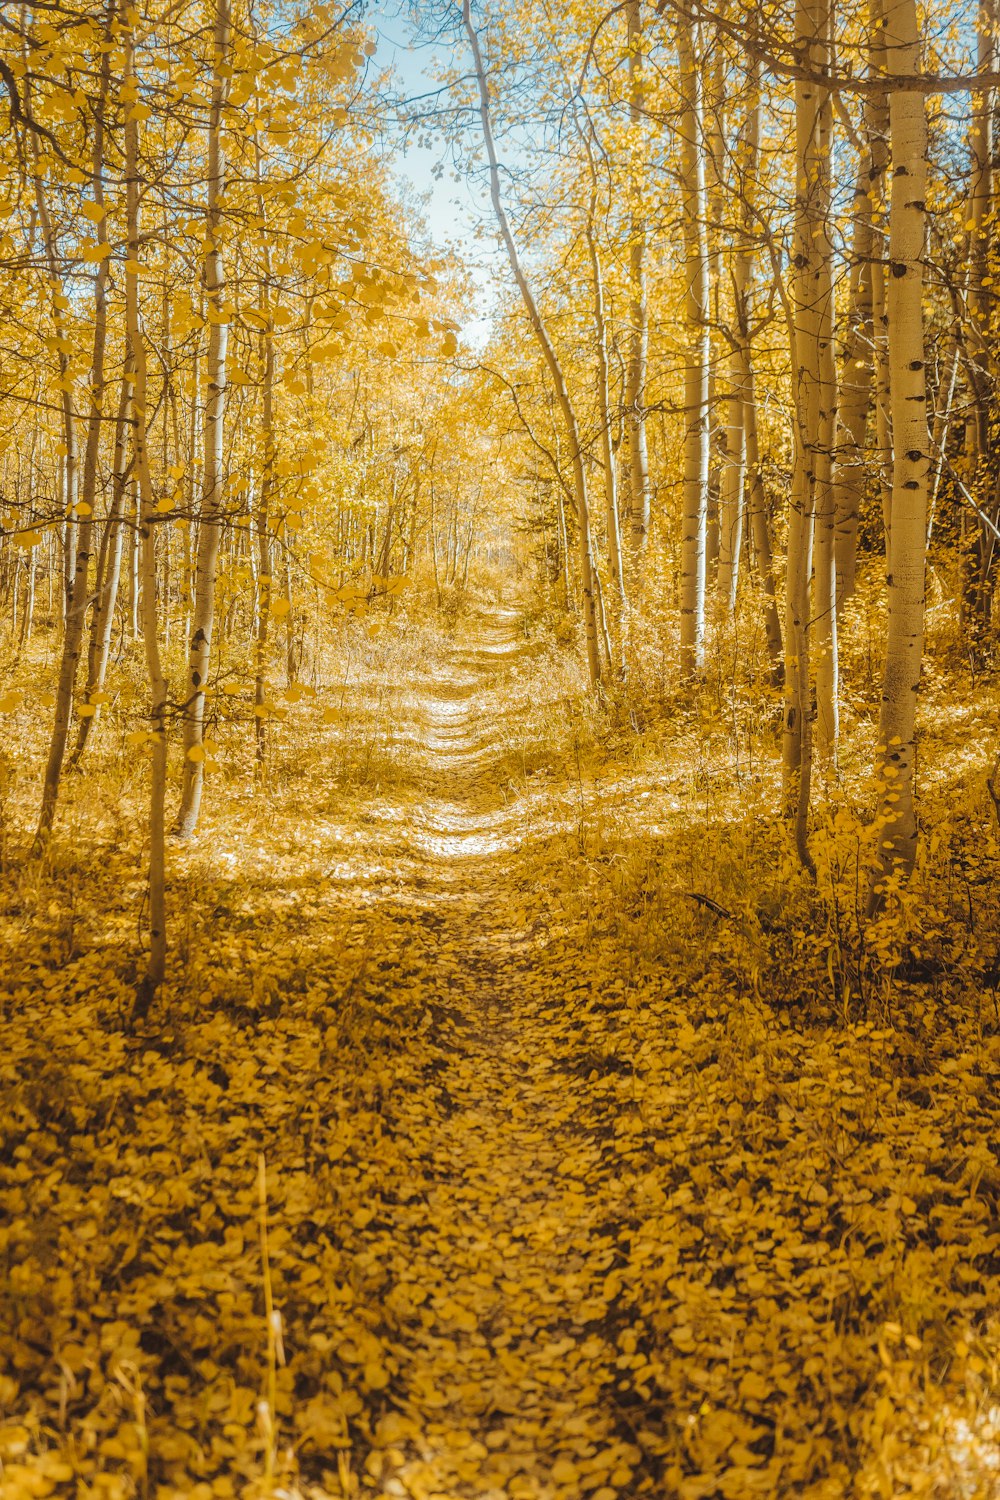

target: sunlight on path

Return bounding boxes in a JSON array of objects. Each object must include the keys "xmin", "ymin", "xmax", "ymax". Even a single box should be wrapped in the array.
[{"xmin": 346, "ymin": 614, "xmax": 636, "ymax": 1500}]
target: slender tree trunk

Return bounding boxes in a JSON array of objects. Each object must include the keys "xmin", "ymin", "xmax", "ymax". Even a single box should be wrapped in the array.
[
  {"xmin": 744, "ymin": 365, "xmax": 784, "ymax": 671},
  {"xmin": 869, "ymin": 0, "xmax": 929, "ymax": 901},
  {"xmin": 70, "ymin": 361, "xmax": 134, "ymax": 766},
  {"xmin": 718, "ymin": 57, "xmax": 760, "ymax": 614},
  {"xmin": 962, "ymin": 0, "xmax": 996, "ymax": 638},
  {"xmin": 704, "ymin": 30, "xmax": 726, "ymax": 586},
  {"xmin": 462, "ymin": 0, "xmax": 602, "ymax": 688},
  {"xmin": 28, "ymin": 117, "xmax": 79, "ymax": 627},
  {"xmin": 810, "ymin": 9, "xmax": 839, "ymax": 760},
  {"xmin": 584, "ymin": 200, "xmax": 626, "ymax": 607},
  {"xmin": 625, "ymin": 0, "xmax": 651, "ymax": 561},
  {"xmin": 252, "ymin": 138, "xmax": 275, "ymax": 772},
  {"xmin": 678, "ymin": 17, "xmax": 710, "ymax": 679},
  {"xmin": 35, "ymin": 28, "xmax": 112, "ymax": 842},
  {"xmin": 783, "ymin": 0, "xmax": 831, "ymax": 869},
  {"xmin": 175, "ymin": 0, "xmax": 231, "ymax": 838},
  {"xmin": 869, "ymin": 0, "xmax": 893, "ymax": 541},
  {"xmin": 832, "ymin": 159, "xmax": 876, "ymax": 609},
  {"xmin": 128, "ymin": 483, "xmax": 140, "ymax": 641},
  {"xmin": 123, "ymin": 25, "xmax": 168, "ymax": 1007}
]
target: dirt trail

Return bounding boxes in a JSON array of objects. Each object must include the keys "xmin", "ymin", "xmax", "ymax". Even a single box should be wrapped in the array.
[
  {"xmin": 353, "ymin": 612, "xmax": 637, "ymax": 1500},
  {"xmin": 5, "ymin": 610, "xmax": 994, "ymax": 1500}
]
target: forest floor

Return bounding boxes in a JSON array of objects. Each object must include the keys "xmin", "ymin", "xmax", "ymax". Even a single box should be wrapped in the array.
[{"xmin": 2, "ymin": 607, "xmax": 1000, "ymax": 1500}]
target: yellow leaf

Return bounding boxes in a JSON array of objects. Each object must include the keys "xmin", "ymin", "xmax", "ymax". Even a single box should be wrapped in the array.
[
  {"xmin": 363, "ymin": 1362, "xmax": 389, "ymax": 1391},
  {"xmin": 186, "ymin": 744, "xmax": 206, "ymax": 762}
]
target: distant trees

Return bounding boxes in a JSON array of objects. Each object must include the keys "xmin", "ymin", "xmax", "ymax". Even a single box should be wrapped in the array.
[
  {"xmin": 1, "ymin": 0, "xmax": 998, "ymax": 959},
  {"xmin": 443, "ymin": 0, "xmax": 994, "ymax": 896},
  {"xmin": 0, "ymin": 0, "xmax": 480, "ymax": 1001}
]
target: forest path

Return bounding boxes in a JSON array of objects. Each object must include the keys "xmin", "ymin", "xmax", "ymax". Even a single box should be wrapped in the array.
[
  {"xmin": 346, "ymin": 611, "xmax": 640, "ymax": 1500},
  {"xmin": 12, "ymin": 612, "xmax": 983, "ymax": 1500}
]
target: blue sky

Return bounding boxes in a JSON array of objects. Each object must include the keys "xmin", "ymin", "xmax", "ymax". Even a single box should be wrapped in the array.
[{"xmin": 367, "ymin": 0, "xmax": 498, "ymax": 343}]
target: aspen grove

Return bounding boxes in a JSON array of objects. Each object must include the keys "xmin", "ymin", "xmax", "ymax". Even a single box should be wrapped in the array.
[{"xmin": 1, "ymin": 0, "xmax": 1000, "ymax": 1497}]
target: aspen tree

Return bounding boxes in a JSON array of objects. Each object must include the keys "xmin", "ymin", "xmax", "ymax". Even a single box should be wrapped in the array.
[
  {"xmin": 461, "ymin": 0, "xmax": 603, "ymax": 688},
  {"xmin": 585, "ymin": 183, "xmax": 627, "ymax": 612},
  {"xmin": 719, "ymin": 51, "xmax": 783, "ymax": 671},
  {"xmin": 809, "ymin": 0, "xmax": 838, "ymax": 759},
  {"xmin": 744, "ymin": 364, "xmax": 784, "ymax": 672},
  {"xmin": 961, "ymin": 0, "xmax": 996, "ymax": 634},
  {"xmin": 70, "ymin": 362, "xmax": 133, "ymax": 767},
  {"xmin": 869, "ymin": 0, "xmax": 893, "ymax": 536},
  {"xmin": 870, "ymin": 0, "xmax": 929, "ymax": 898},
  {"xmin": 27, "ymin": 115, "xmax": 78, "ymax": 625},
  {"xmin": 625, "ymin": 0, "xmax": 651, "ymax": 561},
  {"xmin": 717, "ymin": 53, "xmax": 759, "ymax": 616},
  {"xmin": 832, "ymin": 82, "xmax": 885, "ymax": 609},
  {"xmin": 252, "ymin": 130, "xmax": 275, "ymax": 769},
  {"xmin": 677, "ymin": 15, "xmax": 709, "ymax": 679},
  {"xmin": 35, "ymin": 18, "xmax": 112, "ymax": 842},
  {"xmin": 783, "ymin": 0, "xmax": 830, "ymax": 868},
  {"xmin": 704, "ymin": 31, "xmax": 727, "ymax": 582},
  {"xmin": 176, "ymin": 0, "xmax": 232, "ymax": 838},
  {"xmin": 123, "ymin": 17, "xmax": 168, "ymax": 1005}
]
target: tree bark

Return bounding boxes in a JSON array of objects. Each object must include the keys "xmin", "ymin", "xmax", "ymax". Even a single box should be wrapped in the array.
[
  {"xmin": 678, "ymin": 17, "xmax": 710, "ymax": 679},
  {"xmin": 869, "ymin": 0, "xmax": 929, "ymax": 901},
  {"xmin": 70, "ymin": 361, "xmax": 134, "ymax": 767},
  {"xmin": 625, "ymin": 0, "xmax": 651, "ymax": 562},
  {"xmin": 175, "ymin": 0, "xmax": 232, "ymax": 837},
  {"xmin": 124, "ymin": 22, "xmax": 168, "ymax": 1005},
  {"xmin": 35, "ymin": 23, "xmax": 112, "ymax": 842},
  {"xmin": 783, "ymin": 0, "xmax": 833, "ymax": 869},
  {"xmin": 717, "ymin": 56, "xmax": 760, "ymax": 615}
]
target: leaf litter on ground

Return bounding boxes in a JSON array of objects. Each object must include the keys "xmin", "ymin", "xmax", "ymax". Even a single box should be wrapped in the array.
[{"xmin": 1, "ymin": 609, "xmax": 999, "ymax": 1500}]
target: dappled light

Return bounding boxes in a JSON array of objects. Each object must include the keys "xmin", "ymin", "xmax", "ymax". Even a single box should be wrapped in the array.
[{"xmin": 2, "ymin": 0, "xmax": 1000, "ymax": 1496}]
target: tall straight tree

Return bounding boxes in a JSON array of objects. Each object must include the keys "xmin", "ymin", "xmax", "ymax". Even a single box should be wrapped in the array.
[
  {"xmin": 625, "ymin": 0, "xmax": 652, "ymax": 562},
  {"xmin": 176, "ymin": 0, "xmax": 232, "ymax": 838},
  {"xmin": 961, "ymin": 0, "xmax": 996, "ymax": 636},
  {"xmin": 783, "ymin": 0, "xmax": 834, "ymax": 868},
  {"xmin": 869, "ymin": 0, "xmax": 929, "ymax": 899},
  {"xmin": 35, "ymin": 11, "xmax": 113, "ymax": 843},
  {"xmin": 123, "ymin": 15, "xmax": 168, "ymax": 1007},
  {"xmin": 677, "ymin": 13, "xmax": 709, "ymax": 679},
  {"xmin": 717, "ymin": 50, "xmax": 756, "ymax": 616},
  {"xmin": 809, "ymin": 1, "xmax": 838, "ymax": 759},
  {"xmin": 832, "ymin": 72, "xmax": 886, "ymax": 609}
]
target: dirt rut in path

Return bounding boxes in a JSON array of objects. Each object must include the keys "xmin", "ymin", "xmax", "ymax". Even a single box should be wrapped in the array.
[{"xmin": 342, "ymin": 616, "xmax": 641, "ymax": 1500}]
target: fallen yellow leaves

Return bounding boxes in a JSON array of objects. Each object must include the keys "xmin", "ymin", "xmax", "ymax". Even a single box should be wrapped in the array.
[{"xmin": 0, "ymin": 616, "xmax": 998, "ymax": 1500}]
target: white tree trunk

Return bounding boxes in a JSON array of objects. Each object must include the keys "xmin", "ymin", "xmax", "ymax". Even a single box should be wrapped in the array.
[
  {"xmin": 625, "ymin": 0, "xmax": 651, "ymax": 562},
  {"xmin": 783, "ymin": 0, "xmax": 833, "ymax": 868},
  {"xmin": 176, "ymin": 0, "xmax": 232, "ymax": 837},
  {"xmin": 717, "ymin": 59, "xmax": 760, "ymax": 615},
  {"xmin": 678, "ymin": 18, "xmax": 709, "ymax": 679},
  {"xmin": 35, "ymin": 30, "xmax": 112, "ymax": 842},
  {"xmin": 124, "ymin": 27, "xmax": 168, "ymax": 1007},
  {"xmin": 810, "ymin": 12, "xmax": 838, "ymax": 760},
  {"xmin": 585, "ymin": 199, "xmax": 626, "ymax": 610},
  {"xmin": 870, "ymin": 0, "xmax": 929, "ymax": 898}
]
